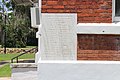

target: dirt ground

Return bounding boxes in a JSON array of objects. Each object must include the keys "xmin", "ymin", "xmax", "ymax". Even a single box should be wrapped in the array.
[{"xmin": 0, "ymin": 77, "xmax": 11, "ymax": 80}]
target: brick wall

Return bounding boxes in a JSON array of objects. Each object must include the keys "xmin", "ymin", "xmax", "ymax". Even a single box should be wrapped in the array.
[
  {"xmin": 41, "ymin": 0, "xmax": 118, "ymax": 61},
  {"xmin": 42, "ymin": 0, "xmax": 112, "ymax": 23},
  {"xmin": 77, "ymin": 34, "xmax": 120, "ymax": 61}
]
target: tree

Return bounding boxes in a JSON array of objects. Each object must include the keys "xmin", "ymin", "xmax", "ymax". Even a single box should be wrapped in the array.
[
  {"xmin": 0, "ymin": 0, "xmax": 37, "ymax": 48},
  {"xmin": 0, "ymin": 0, "xmax": 13, "ymax": 53},
  {"xmin": 10, "ymin": 5, "xmax": 37, "ymax": 48}
]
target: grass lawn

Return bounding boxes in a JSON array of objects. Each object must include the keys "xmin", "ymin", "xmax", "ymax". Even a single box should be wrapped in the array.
[
  {"xmin": 0, "ymin": 53, "xmax": 35, "ymax": 61},
  {"xmin": 0, "ymin": 64, "xmax": 11, "ymax": 77}
]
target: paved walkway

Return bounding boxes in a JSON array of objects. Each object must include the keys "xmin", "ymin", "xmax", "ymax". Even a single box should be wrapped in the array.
[
  {"xmin": 12, "ymin": 69, "xmax": 37, "ymax": 80},
  {"xmin": 0, "ymin": 77, "xmax": 11, "ymax": 80}
]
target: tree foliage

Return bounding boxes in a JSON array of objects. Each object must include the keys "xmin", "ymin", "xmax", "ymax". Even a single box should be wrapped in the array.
[
  {"xmin": 0, "ymin": 0, "xmax": 13, "ymax": 47},
  {"xmin": 0, "ymin": 0, "xmax": 37, "ymax": 48}
]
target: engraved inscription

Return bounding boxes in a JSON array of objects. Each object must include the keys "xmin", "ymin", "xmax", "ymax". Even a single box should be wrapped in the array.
[{"xmin": 41, "ymin": 14, "xmax": 77, "ymax": 60}]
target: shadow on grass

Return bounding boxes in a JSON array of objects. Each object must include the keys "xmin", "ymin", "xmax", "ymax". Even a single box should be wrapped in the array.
[{"xmin": 0, "ymin": 64, "xmax": 11, "ymax": 77}]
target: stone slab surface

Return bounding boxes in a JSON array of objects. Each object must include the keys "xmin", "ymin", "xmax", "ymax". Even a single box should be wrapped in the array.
[
  {"xmin": 11, "ymin": 63, "xmax": 37, "ymax": 80},
  {"xmin": 77, "ymin": 23, "xmax": 120, "ymax": 34},
  {"xmin": 12, "ymin": 70, "xmax": 37, "ymax": 80},
  {"xmin": 41, "ymin": 13, "xmax": 77, "ymax": 60},
  {"xmin": 38, "ymin": 61, "xmax": 120, "ymax": 80},
  {"xmin": 11, "ymin": 68, "xmax": 37, "ymax": 80},
  {"xmin": 11, "ymin": 63, "xmax": 37, "ymax": 68}
]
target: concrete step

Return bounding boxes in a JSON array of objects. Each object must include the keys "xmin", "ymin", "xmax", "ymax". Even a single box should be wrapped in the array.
[
  {"xmin": 18, "ymin": 59, "xmax": 35, "ymax": 63},
  {"xmin": 11, "ymin": 63, "xmax": 37, "ymax": 80}
]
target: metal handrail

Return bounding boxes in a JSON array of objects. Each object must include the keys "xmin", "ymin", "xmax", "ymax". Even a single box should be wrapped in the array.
[{"xmin": 11, "ymin": 47, "xmax": 38, "ymax": 63}]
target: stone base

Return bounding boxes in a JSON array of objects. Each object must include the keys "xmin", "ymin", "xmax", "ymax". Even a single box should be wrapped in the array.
[{"xmin": 38, "ymin": 61, "xmax": 120, "ymax": 80}]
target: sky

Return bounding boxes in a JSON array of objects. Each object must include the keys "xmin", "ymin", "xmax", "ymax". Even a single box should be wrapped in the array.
[
  {"xmin": 0, "ymin": 0, "xmax": 12, "ymax": 13},
  {"xmin": 0, "ymin": 0, "xmax": 10, "ymax": 2}
]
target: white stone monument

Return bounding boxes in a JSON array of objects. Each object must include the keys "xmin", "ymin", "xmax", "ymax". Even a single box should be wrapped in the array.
[
  {"xmin": 11, "ymin": 1, "xmax": 120, "ymax": 80},
  {"xmin": 39, "ymin": 13, "xmax": 77, "ymax": 60}
]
